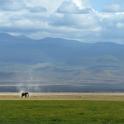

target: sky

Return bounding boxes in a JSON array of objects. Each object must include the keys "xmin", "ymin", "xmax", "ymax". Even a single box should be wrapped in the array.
[{"xmin": 0, "ymin": 0, "xmax": 124, "ymax": 43}]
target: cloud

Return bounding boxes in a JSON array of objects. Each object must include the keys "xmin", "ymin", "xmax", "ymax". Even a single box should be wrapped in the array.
[
  {"xmin": 0, "ymin": 0, "xmax": 48, "ymax": 33},
  {"xmin": 57, "ymin": 0, "xmax": 92, "ymax": 14},
  {"xmin": 0, "ymin": 0, "xmax": 26, "ymax": 11},
  {"xmin": 28, "ymin": 6, "xmax": 47, "ymax": 13},
  {"xmin": 50, "ymin": 0, "xmax": 99, "ymax": 32},
  {"xmin": 0, "ymin": 0, "xmax": 47, "ymax": 13},
  {"xmin": 103, "ymin": 4, "xmax": 124, "ymax": 13},
  {"xmin": 0, "ymin": 0, "xmax": 124, "ymax": 43},
  {"xmin": 50, "ymin": 13, "xmax": 99, "ymax": 30}
]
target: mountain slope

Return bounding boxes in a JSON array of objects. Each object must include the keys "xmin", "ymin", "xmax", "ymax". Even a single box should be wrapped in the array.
[
  {"xmin": 0, "ymin": 33, "xmax": 124, "ymax": 84},
  {"xmin": 0, "ymin": 33, "xmax": 123, "ymax": 65}
]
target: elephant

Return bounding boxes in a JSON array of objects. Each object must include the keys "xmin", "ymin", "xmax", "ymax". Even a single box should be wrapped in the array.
[{"xmin": 21, "ymin": 92, "xmax": 29, "ymax": 98}]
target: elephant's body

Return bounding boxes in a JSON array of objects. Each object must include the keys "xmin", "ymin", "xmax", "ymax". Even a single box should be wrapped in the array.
[{"xmin": 21, "ymin": 92, "xmax": 29, "ymax": 98}]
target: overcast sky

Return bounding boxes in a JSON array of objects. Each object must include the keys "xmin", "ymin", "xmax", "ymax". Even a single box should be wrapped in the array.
[{"xmin": 0, "ymin": 0, "xmax": 124, "ymax": 43}]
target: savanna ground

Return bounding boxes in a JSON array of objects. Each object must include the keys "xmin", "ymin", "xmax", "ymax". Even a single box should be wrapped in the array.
[{"xmin": 0, "ymin": 93, "xmax": 124, "ymax": 124}]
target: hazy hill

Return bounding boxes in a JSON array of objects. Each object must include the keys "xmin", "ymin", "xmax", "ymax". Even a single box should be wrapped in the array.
[{"xmin": 0, "ymin": 33, "xmax": 124, "ymax": 84}]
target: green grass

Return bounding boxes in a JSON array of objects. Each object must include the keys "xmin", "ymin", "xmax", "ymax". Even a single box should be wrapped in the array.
[{"xmin": 0, "ymin": 100, "xmax": 124, "ymax": 124}]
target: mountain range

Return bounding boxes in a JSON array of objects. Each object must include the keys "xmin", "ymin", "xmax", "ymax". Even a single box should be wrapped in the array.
[{"xmin": 0, "ymin": 33, "xmax": 124, "ymax": 85}]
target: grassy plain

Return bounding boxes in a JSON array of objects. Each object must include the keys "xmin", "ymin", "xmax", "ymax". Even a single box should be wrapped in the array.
[{"xmin": 0, "ymin": 100, "xmax": 124, "ymax": 124}]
